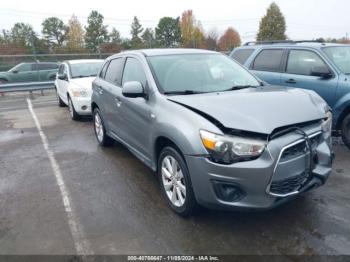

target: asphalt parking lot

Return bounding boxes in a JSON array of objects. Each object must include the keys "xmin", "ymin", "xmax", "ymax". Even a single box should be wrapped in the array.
[{"xmin": 0, "ymin": 90, "xmax": 350, "ymax": 256}]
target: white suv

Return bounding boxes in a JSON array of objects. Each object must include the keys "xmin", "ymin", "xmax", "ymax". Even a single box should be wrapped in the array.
[{"xmin": 55, "ymin": 59, "xmax": 103, "ymax": 120}]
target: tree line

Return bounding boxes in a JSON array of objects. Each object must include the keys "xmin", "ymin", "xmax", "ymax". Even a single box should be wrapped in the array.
[
  {"xmin": 0, "ymin": 9, "xmax": 241, "ymax": 55},
  {"xmin": 0, "ymin": 2, "xmax": 348, "ymax": 56}
]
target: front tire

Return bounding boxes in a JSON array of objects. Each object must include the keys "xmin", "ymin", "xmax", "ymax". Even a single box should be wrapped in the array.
[
  {"xmin": 68, "ymin": 96, "xmax": 81, "ymax": 121},
  {"xmin": 56, "ymin": 89, "xmax": 65, "ymax": 107},
  {"xmin": 158, "ymin": 146, "xmax": 198, "ymax": 217},
  {"xmin": 341, "ymin": 113, "xmax": 350, "ymax": 149},
  {"xmin": 93, "ymin": 108, "xmax": 113, "ymax": 147}
]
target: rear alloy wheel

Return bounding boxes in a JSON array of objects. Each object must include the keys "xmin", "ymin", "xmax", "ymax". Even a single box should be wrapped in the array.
[
  {"xmin": 93, "ymin": 108, "xmax": 113, "ymax": 147},
  {"xmin": 158, "ymin": 146, "xmax": 198, "ymax": 216},
  {"xmin": 341, "ymin": 113, "xmax": 350, "ymax": 150},
  {"xmin": 68, "ymin": 96, "xmax": 81, "ymax": 121}
]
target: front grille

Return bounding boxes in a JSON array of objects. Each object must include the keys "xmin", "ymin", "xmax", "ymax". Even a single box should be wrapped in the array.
[
  {"xmin": 270, "ymin": 172, "xmax": 308, "ymax": 195},
  {"xmin": 280, "ymin": 133, "xmax": 322, "ymax": 162}
]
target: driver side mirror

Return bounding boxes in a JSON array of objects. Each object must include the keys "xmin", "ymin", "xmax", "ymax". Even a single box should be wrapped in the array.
[
  {"xmin": 122, "ymin": 81, "xmax": 146, "ymax": 98},
  {"xmin": 311, "ymin": 66, "xmax": 332, "ymax": 79},
  {"xmin": 12, "ymin": 70, "xmax": 18, "ymax": 74},
  {"xmin": 58, "ymin": 73, "xmax": 68, "ymax": 81}
]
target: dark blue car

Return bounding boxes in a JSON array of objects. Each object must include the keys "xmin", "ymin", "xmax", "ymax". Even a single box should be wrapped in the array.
[{"xmin": 230, "ymin": 41, "xmax": 350, "ymax": 149}]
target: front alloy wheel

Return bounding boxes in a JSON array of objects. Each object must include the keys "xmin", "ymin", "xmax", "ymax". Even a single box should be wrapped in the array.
[
  {"xmin": 158, "ymin": 146, "xmax": 198, "ymax": 216},
  {"xmin": 68, "ymin": 96, "xmax": 80, "ymax": 121},
  {"xmin": 161, "ymin": 155, "xmax": 186, "ymax": 207}
]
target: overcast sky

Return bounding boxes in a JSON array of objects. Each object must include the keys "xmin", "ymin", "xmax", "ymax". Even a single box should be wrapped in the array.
[{"xmin": 1, "ymin": 0, "xmax": 349, "ymax": 42}]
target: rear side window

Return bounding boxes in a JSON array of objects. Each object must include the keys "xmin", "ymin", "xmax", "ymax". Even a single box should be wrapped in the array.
[
  {"xmin": 37, "ymin": 63, "xmax": 58, "ymax": 70},
  {"xmin": 99, "ymin": 61, "xmax": 109, "ymax": 79},
  {"xmin": 252, "ymin": 49, "xmax": 284, "ymax": 72},
  {"xmin": 122, "ymin": 58, "xmax": 147, "ymax": 87},
  {"xmin": 104, "ymin": 58, "xmax": 124, "ymax": 86},
  {"xmin": 286, "ymin": 50, "xmax": 328, "ymax": 76},
  {"xmin": 231, "ymin": 49, "xmax": 254, "ymax": 65}
]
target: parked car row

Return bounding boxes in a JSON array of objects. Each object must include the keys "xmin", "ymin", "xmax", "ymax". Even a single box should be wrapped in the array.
[
  {"xmin": 0, "ymin": 62, "xmax": 59, "ymax": 84},
  {"xmin": 54, "ymin": 46, "xmax": 334, "ymax": 216}
]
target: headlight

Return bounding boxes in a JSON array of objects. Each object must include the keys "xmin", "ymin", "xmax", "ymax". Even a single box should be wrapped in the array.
[
  {"xmin": 72, "ymin": 89, "xmax": 88, "ymax": 97},
  {"xmin": 200, "ymin": 130, "xmax": 266, "ymax": 164},
  {"xmin": 321, "ymin": 111, "xmax": 332, "ymax": 133}
]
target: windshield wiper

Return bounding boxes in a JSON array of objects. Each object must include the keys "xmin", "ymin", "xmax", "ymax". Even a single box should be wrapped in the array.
[
  {"xmin": 163, "ymin": 90, "xmax": 206, "ymax": 95},
  {"xmin": 222, "ymin": 85, "xmax": 258, "ymax": 92}
]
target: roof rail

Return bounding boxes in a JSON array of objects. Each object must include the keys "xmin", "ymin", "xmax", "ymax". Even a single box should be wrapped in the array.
[{"xmin": 243, "ymin": 40, "xmax": 325, "ymax": 46}]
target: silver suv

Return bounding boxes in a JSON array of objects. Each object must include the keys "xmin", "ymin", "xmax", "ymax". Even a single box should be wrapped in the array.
[{"xmin": 91, "ymin": 49, "xmax": 333, "ymax": 216}]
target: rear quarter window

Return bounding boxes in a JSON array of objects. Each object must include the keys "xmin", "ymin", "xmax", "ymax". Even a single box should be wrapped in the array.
[
  {"xmin": 252, "ymin": 49, "xmax": 284, "ymax": 72},
  {"xmin": 231, "ymin": 49, "xmax": 254, "ymax": 65}
]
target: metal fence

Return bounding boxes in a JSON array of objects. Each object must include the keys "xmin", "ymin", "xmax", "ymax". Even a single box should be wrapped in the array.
[{"xmin": 0, "ymin": 53, "xmax": 114, "ymax": 71}]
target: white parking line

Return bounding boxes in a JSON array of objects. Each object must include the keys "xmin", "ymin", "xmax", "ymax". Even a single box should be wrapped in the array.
[{"xmin": 27, "ymin": 98, "xmax": 93, "ymax": 256}]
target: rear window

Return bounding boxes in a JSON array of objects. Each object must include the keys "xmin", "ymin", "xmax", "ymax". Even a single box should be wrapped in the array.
[
  {"xmin": 231, "ymin": 49, "xmax": 254, "ymax": 65},
  {"xmin": 37, "ymin": 63, "xmax": 58, "ymax": 70},
  {"xmin": 252, "ymin": 49, "xmax": 284, "ymax": 72}
]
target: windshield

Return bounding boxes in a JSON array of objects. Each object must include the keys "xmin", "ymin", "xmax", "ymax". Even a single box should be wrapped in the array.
[
  {"xmin": 323, "ymin": 46, "xmax": 350, "ymax": 74},
  {"xmin": 70, "ymin": 62, "xmax": 103, "ymax": 78},
  {"xmin": 147, "ymin": 54, "xmax": 260, "ymax": 94}
]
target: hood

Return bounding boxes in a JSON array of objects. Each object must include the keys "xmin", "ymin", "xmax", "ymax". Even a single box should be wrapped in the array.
[
  {"xmin": 168, "ymin": 86, "xmax": 327, "ymax": 135},
  {"xmin": 70, "ymin": 77, "xmax": 95, "ymax": 90}
]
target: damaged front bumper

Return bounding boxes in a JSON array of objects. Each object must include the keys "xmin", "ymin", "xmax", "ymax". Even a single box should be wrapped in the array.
[{"xmin": 185, "ymin": 124, "xmax": 333, "ymax": 210}]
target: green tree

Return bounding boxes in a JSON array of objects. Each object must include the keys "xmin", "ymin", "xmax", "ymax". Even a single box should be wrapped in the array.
[
  {"xmin": 66, "ymin": 15, "xmax": 85, "ymax": 53},
  {"xmin": 41, "ymin": 17, "xmax": 67, "ymax": 46},
  {"xmin": 256, "ymin": 2, "xmax": 287, "ymax": 41},
  {"xmin": 11, "ymin": 23, "xmax": 36, "ymax": 47},
  {"xmin": 110, "ymin": 27, "xmax": 122, "ymax": 44},
  {"xmin": 142, "ymin": 28, "xmax": 155, "ymax": 48},
  {"xmin": 85, "ymin": 10, "xmax": 109, "ymax": 52},
  {"xmin": 130, "ymin": 16, "xmax": 143, "ymax": 49},
  {"xmin": 155, "ymin": 17, "xmax": 181, "ymax": 47}
]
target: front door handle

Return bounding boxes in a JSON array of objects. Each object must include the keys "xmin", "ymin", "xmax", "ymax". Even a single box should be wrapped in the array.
[
  {"xmin": 285, "ymin": 79, "xmax": 297, "ymax": 84},
  {"xmin": 115, "ymin": 97, "xmax": 122, "ymax": 107},
  {"xmin": 96, "ymin": 86, "xmax": 103, "ymax": 95}
]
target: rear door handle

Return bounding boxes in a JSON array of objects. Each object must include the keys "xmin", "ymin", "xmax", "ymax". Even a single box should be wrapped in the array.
[
  {"xmin": 285, "ymin": 79, "xmax": 297, "ymax": 84},
  {"xmin": 115, "ymin": 96, "xmax": 122, "ymax": 107}
]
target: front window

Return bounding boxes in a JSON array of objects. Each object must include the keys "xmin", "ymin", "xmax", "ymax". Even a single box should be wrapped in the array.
[
  {"xmin": 9, "ymin": 63, "xmax": 32, "ymax": 72},
  {"xmin": 147, "ymin": 54, "xmax": 260, "ymax": 94},
  {"xmin": 323, "ymin": 46, "xmax": 350, "ymax": 74},
  {"xmin": 70, "ymin": 62, "xmax": 103, "ymax": 78},
  {"xmin": 287, "ymin": 50, "xmax": 328, "ymax": 76}
]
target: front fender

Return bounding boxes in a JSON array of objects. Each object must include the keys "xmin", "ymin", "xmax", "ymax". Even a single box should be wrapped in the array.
[
  {"xmin": 332, "ymin": 92, "xmax": 350, "ymax": 127},
  {"xmin": 0, "ymin": 72, "xmax": 10, "ymax": 81}
]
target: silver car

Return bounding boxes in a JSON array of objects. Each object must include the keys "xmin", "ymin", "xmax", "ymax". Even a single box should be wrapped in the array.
[{"xmin": 91, "ymin": 49, "xmax": 333, "ymax": 216}]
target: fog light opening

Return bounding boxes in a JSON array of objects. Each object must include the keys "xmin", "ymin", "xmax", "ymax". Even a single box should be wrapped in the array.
[{"xmin": 212, "ymin": 181, "xmax": 246, "ymax": 202}]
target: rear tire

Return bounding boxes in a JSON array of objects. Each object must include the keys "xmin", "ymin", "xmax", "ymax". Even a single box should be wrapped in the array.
[
  {"xmin": 68, "ymin": 96, "xmax": 81, "ymax": 121},
  {"xmin": 158, "ymin": 146, "xmax": 198, "ymax": 217},
  {"xmin": 0, "ymin": 79, "xmax": 7, "ymax": 96},
  {"xmin": 93, "ymin": 108, "xmax": 113, "ymax": 147},
  {"xmin": 341, "ymin": 113, "xmax": 350, "ymax": 150}
]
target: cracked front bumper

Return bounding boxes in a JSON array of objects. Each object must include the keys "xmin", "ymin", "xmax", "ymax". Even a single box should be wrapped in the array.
[{"xmin": 185, "ymin": 126, "xmax": 333, "ymax": 211}]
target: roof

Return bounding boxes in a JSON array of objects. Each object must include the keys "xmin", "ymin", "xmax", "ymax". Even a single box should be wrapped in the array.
[
  {"xmin": 65, "ymin": 59, "xmax": 104, "ymax": 64},
  {"xmin": 122, "ymin": 48, "xmax": 218, "ymax": 57},
  {"xmin": 239, "ymin": 41, "xmax": 350, "ymax": 49}
]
